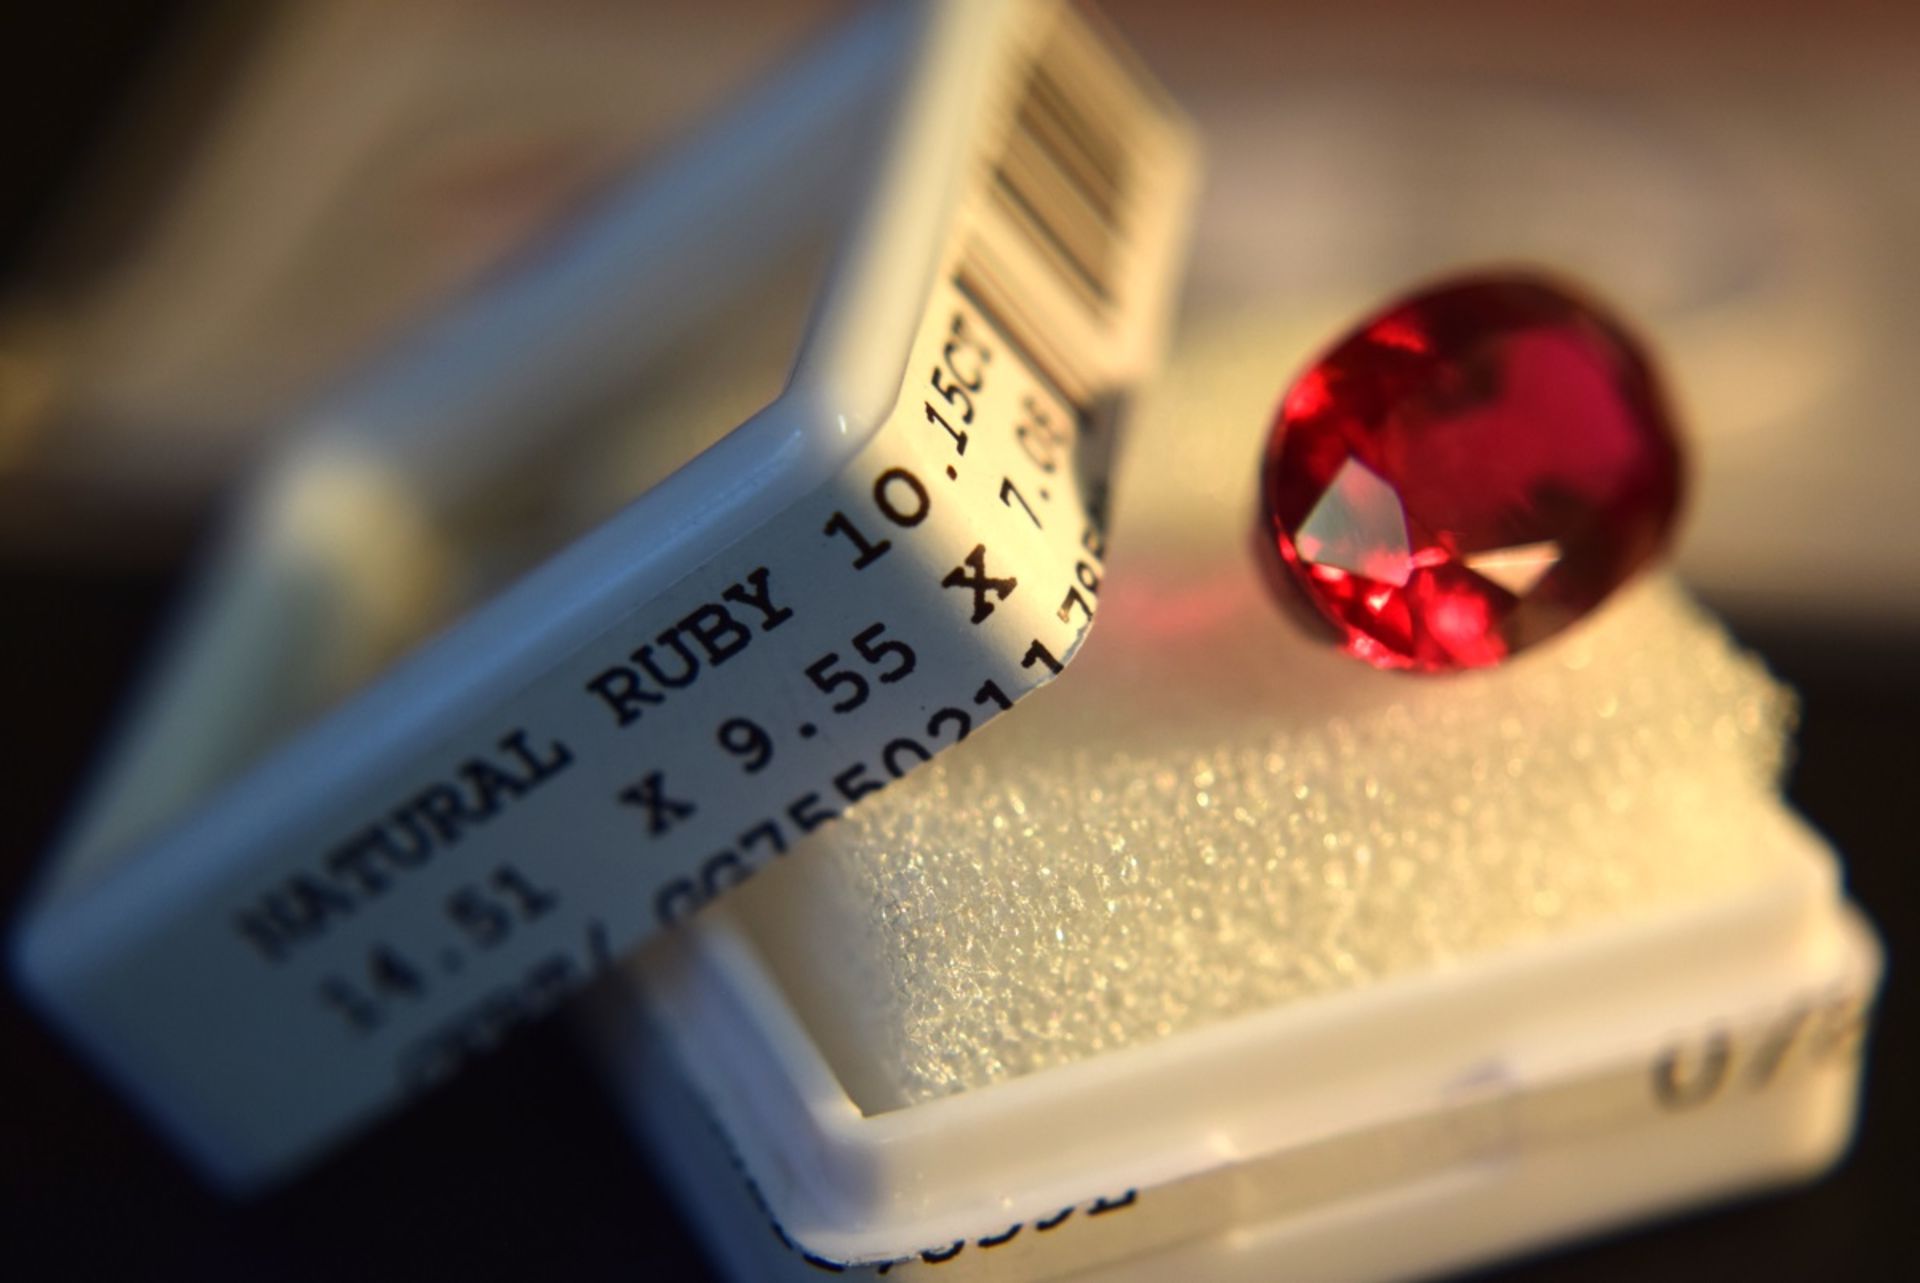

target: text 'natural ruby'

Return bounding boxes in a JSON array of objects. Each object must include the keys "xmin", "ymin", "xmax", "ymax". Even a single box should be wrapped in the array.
[{"xmin": 1261, "ymin": 273, "xmax": 1684, "ymax": 672}]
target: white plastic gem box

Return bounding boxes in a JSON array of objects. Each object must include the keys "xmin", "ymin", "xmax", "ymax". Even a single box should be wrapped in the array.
[
  {"xmin": 594, "ymin": 295, "xmax": 1881, "ymax": 1283},
  {"xmin": 11, "ymin": 0, "xmax": 1194, "ymax": 1189}
]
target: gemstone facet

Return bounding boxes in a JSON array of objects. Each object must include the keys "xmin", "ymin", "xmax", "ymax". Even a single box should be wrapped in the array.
[{"xmin": 1261, "ymin": 274, "xmax": 1684, "ymax": 672}]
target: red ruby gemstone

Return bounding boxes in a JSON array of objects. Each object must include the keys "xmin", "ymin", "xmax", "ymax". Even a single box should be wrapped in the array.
[{"xmin": 1261, "ymin": 274, "xmax": 1684, "ymax": 672}]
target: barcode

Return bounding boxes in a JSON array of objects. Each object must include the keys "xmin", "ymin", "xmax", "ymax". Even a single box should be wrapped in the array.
[
  {"xmin": 955, "ymin": 262, "xmax": 1090, "ymax": 421},
  {"xmin": 991, "ymin": 14, "xmax": 1139, "ymax": 313}
]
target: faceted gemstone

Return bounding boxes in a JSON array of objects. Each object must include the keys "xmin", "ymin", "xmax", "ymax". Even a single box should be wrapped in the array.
[{"xmin": 1261, "ymin": 274, "xmax": 1684, "ymax": 672}]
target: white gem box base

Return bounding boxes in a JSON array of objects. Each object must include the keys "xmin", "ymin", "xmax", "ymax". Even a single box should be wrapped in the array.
[
  {"xmin": 594, "ymin": 671, "xmax": 1877, "ymax": 1279},
  {"xmin": 601, "ymin": 882, "xmax": 1872, "ymax": 1280},
  {"xmin": 589, "ymin": 307, "xmax": 1881, "ymax": 1278}
]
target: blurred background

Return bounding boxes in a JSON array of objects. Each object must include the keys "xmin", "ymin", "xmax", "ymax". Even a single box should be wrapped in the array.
[{"xmin": 0, "ymin": 1, "xmax": 1911, "ymax": 1278}]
